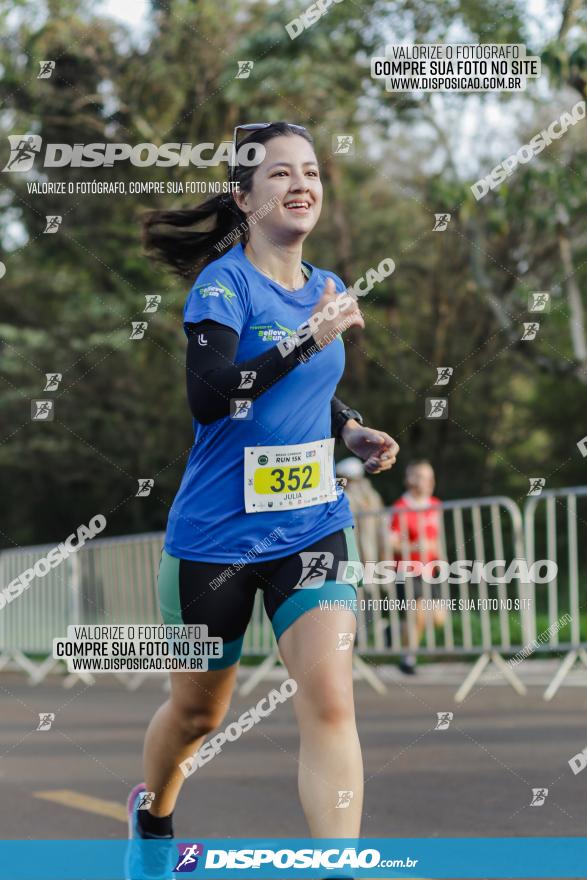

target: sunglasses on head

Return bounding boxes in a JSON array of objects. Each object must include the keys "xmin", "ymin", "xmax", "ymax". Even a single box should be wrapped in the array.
[{"xmin": 229, "ymin": 121, "xmax": 308, "ymax": 180}]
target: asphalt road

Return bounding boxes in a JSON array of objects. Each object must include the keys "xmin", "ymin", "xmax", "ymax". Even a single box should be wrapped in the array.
[{"xmin": 0, "ymin": 667, "xmax": 585, "ymax": 847}]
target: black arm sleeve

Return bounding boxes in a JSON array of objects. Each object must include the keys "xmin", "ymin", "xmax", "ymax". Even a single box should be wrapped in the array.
[{"xmin": 185, "ymin": 320, "xmax": 318, "ymax": 424}]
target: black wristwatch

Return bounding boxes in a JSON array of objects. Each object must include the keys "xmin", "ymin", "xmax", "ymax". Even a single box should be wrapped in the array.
[{"xmin": 333, "ymin": 407, "xmax": 363, "ymax": 440}]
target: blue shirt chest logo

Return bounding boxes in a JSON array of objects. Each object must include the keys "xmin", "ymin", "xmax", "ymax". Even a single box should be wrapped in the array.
[{"xmin": 249, "ymin": 321, "xmax": 295, "ymax": 343}]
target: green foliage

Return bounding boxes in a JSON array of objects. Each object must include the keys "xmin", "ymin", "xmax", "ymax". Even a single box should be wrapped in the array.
[{"xmin": 0, "ymin": 0, "xmax": 586, "ymax": 547}]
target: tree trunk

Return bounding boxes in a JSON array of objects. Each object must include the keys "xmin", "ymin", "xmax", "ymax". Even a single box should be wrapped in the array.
[
  {"xmin": 323, "ymin": 155, "xmax": 366, "ymax": 387},
  {"xmin": 557, "ymin": 206, "xmax": 587, "ymax": 383}
]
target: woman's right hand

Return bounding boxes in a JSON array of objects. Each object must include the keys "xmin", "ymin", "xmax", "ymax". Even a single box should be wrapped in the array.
[{"xmin": 308, "ymin": 278, "xmax": 365, "ymax": 349}]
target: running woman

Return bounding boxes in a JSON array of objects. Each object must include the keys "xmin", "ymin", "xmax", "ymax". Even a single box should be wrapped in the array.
[{"xmin": 127, "ymin": 122, "xmax": 399, "ymax": 875}]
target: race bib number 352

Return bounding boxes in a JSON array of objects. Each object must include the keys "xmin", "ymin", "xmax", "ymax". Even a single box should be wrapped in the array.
[{"xmin": 244, "ymin": 439, "xmax": 337, "ymax": 513}]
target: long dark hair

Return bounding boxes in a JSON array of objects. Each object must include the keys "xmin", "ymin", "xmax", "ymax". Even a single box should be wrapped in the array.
[{"xmin": 141, "ymin": 122, "xmax": 314, "ymax": 280}]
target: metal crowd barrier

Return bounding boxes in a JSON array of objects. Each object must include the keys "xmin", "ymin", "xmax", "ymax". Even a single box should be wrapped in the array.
[
  {"xmin": 0, "ymin": 542, "xmax": 72, "ymax": 684},
  {"xmin": 0, "ymin": 489, "xmax": 585, "ymax": 700},
  {"xmin": 524, "ymin": 486, "xmax": 587, "ymax": 699},
  {"xmin": 345, "ymin": 495, "xmax": 534, "ymax": 701},
  {"xmin": 0, "ymin": 532, "xmax": 164, "ymax": 689}
]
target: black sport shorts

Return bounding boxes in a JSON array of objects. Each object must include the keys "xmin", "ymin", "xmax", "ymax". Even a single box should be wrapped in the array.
[{"xmin": 157, "ymin": 526, "xmax": 361, "ymax": 669}]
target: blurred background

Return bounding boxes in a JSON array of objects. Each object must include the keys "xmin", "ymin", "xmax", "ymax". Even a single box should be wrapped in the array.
[{"xmin": 1, "ymin": 0, "xmax": 586, "ymax": 549}]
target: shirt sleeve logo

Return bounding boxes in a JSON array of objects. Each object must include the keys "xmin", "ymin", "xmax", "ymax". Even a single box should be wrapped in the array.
[{"xmin": 195, "ymin": 279, "xmax": 236, "ymax": 301}]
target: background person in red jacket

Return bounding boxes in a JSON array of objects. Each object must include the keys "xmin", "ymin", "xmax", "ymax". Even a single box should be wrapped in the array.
[{"xmin": 389, "ymin": 460, "xmax": 446, "ymax": 674}]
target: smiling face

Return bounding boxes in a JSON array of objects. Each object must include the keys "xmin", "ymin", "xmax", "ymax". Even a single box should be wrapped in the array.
[{"xmin": 233, "ymin": 134, "xmax": 323, "ymax": 245}]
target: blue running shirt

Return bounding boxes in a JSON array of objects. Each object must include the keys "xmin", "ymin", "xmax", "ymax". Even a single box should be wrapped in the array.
[{"xmin": 164, "ymin": 242, "xmax": 354, "ymax": 562}]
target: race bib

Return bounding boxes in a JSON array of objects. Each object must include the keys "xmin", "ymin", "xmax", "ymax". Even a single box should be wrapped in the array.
[{"xmin": 244, "ymin": 439, "xmax": 337, "ymax": 513}]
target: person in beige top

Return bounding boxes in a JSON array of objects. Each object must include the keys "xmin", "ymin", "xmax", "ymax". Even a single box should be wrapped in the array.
[{"xmin": 335, "ymin": 457, "xmax": 390, "ymax": 566}]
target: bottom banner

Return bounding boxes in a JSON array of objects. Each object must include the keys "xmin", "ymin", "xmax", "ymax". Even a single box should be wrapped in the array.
[{"xmin": 0, "ymin": 837, "xmax": 585, "ymax": 878}]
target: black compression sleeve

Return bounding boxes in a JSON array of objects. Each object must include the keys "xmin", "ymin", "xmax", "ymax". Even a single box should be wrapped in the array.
[{"xmin": 185, "ymin": 320, "xmax": 318, "ymax": 424}]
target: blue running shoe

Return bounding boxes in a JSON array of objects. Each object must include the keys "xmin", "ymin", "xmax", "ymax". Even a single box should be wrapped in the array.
[{"xmin": 125, "ymin": 783, "xmax": 174, "ymax": 880}]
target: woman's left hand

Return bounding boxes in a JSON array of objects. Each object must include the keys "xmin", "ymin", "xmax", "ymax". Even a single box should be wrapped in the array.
[{"xmin": 341, "ymin": 422, "xmax": 399, "ymax": 474}]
